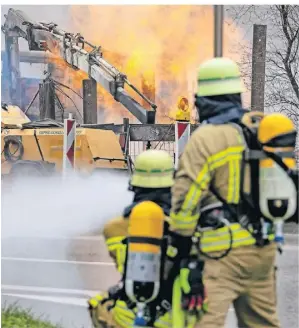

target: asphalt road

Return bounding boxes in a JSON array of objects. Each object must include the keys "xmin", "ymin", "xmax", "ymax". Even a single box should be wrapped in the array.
[{"xmin": 1, "ymin": 234, "xmax": 298, "ymax": 328}]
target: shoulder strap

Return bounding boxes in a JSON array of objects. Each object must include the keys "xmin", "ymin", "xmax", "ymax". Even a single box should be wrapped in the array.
[
  {"xmin": 209, "ymin": 184, "xmax": 238, "ymax": 219},
  {"xmin": 219, "ymin": 122, "xmax": 264, "ymax": 242},
  {"xmin": 208, "ymin": 122, "xmax": 251, "ymax": 219}
]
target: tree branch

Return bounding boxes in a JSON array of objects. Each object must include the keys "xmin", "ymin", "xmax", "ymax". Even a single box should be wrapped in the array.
[
  {"xmin": 279, "ymin": 6, "xmax": 299, "ymax": 100},
  {"xmin": 226, "ymin": 5, "xmax": 299, "ymax": 117}
]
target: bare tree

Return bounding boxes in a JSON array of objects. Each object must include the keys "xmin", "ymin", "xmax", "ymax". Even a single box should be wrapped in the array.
[{"xmin": 226, "ymin": 5, "xmax": 299, "ymax": 124}]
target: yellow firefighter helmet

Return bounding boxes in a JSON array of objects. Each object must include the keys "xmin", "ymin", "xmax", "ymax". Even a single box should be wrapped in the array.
[
  {"xmin": 130, "ymin": 150, "xmax": 174, "ymax": 188},
  {"xmin": 258, "ymin": 113, "xmax": 296, "ymax": 146}
]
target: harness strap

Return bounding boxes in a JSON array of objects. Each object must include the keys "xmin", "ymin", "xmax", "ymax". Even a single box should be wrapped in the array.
[
  {"xmin": 128, "ymin": 236, "xmax": 162, "ymax": 246},
  {"xmin": 247, "ymin": 149, "xmax": 295, "ymax": 160}
]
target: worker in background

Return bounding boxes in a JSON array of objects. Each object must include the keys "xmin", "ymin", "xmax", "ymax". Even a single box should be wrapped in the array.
[
  {"xmin": 88, "ymin": 149, "xmax": 175, "ymax": 327},
  {"xmin": 167, "ymin": 57, "xmax": 298, "ymax": 328}
]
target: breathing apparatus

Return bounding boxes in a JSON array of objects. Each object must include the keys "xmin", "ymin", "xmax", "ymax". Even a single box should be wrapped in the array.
[
  {"xmin": 192, "ymin": 58, "xmax": 246, "ymax": 259},
  {"xmin": 231, "ymin": 111, "xmax": 298, "ymax": 253},
  {"xmin": 195, "ymin": 57, "xmax": 298, "ymax": 253},
  {"xmin": 124, "ymin": 201, "xmax": 166, "ymax": 326},
  {"xmin": 125, "ymin": 151, "xmax": 174, "ymax": 318},
  {"xmin": 95, "ymin": 150, "xmax": 175, "ymax": 328},
  {"xmin": 256, "ymin": 113, "xmax": 297, "ymax": 250},
  {"xmin": 209, "ymin": 112, "xmax": 298, "ymax": 252}
]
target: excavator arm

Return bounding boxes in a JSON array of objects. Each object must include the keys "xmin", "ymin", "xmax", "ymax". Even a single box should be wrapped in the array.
[{"xmin": 2, "ymin": 8, "xmax": 156, "ymax": 124}]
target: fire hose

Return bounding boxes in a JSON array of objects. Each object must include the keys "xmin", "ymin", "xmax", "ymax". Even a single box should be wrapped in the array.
[{"xmin": 3, "ymin": 137, "xmax": 24, "ymax": 163}]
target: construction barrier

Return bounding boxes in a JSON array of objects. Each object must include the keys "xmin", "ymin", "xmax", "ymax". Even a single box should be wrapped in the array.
[
  {"xmin": 63, "ymin": 113, "xmax": 76, "ymax": 176},
  {"xmin": 128, "ymin": 121, "xmax": 191, "ymax": 168},
  {"xmin": 174, "ymin": 120, "xmax": 191, "ymax": 168},
  {"xmin": 119, "ymin": 133, "xmax": 126, "ymax": 152}
]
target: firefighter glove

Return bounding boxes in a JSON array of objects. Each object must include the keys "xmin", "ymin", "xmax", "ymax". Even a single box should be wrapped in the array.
[
  {"xmin": 88, "ymin": 294, "xmax": 105, "ymax": 328},
  {"xmin": 179, "ymin": 257, "xmax": 208, "ymax": 318}
]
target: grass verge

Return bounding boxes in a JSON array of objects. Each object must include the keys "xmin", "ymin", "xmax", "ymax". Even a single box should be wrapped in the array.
[{"xmin": 1, "ymin": 304, "xmax": 63, "ymax": 328}]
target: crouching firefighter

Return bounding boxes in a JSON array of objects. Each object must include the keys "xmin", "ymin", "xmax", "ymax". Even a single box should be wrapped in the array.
[
  {"xmin": 167, "ymin": 57, "xmax": 298, "ymax": 328},
  {"xmin": 102, "ymin": 149, "xmax": 174, "ymax": 274},
  {"xmin": 88, "ymin": 201, "xmax": 178, "ymax": 328},
  {"xmin": 88, "ymin": 150, "xmax": 177, "ymax": 327}
]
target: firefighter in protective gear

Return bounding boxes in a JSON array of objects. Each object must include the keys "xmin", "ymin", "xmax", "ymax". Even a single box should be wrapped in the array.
[
  {"xmin": 168, "ymin": 57, "xmax": 297, "ymax": 328},
  {"xmin": 88, "ymin": 149, "xmax": 175, "ymax": 328},
  {"xmin": 104, "ymin": 149, "xmax": 174, "ymax": 273}
]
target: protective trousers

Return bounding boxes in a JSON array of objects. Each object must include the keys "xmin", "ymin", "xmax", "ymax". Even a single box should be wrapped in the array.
[{"xmin": 196, "ymin": 243, "xmax": 280, "ymax": 328}]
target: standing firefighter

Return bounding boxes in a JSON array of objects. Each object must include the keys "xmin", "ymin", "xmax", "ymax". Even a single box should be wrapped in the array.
[
  {"xmin": 88, "ymin": 149, "xmax": 175, "ymax": 328},
  {"xmin": 167, "ymin": 57, "xmax": 298, "ymax": 328}
]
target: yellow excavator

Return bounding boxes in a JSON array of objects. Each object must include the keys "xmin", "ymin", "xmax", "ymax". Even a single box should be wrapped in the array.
[
  {"xmin": 1, "ymin": 8, "xmax": 158, "ymax": 181},
  {"xmin": 1, "ymin": 104, "xmax": 129, "ymax": 179}
]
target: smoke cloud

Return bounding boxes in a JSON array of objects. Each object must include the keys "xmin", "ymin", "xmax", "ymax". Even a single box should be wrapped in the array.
[{"xmin": 1, "ymin": 171, "xmax": 132, "ymax": 239}]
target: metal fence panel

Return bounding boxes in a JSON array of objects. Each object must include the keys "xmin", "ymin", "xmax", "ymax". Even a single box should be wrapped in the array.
[{"xmin": 129, "ymin": 141, "xmax": 175, "ymax": 164}]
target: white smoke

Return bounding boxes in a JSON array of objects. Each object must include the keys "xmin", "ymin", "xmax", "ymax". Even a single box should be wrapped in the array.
[{"xmin": 1, "ymin": 171, "xmax": 132, "ymax": 239}]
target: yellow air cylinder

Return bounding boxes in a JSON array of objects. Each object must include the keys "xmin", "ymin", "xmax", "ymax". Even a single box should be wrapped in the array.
[
  {"xmin": 257, "ymin": 113, "xmax": 297, "ymax": 224},
  {"xmin": 125, "ymin": 201, "xmax": 165, "ymax": 305}
]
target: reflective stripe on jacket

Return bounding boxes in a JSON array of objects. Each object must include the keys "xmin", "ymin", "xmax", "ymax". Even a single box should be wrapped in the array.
[
  {"xmin": 199, "ymin": 223, "xmax": 274, "ymax": 253},
  {"xmin": 170, "ymin": 123, "xmax": 274, "ymax": 250},
  {"xmin": 103, "ymin": 217, "xmax": 128, "ymax": 273},
  {"xmin": 106, "ymin": 236, "xmax": 127, "ymax": 274}
]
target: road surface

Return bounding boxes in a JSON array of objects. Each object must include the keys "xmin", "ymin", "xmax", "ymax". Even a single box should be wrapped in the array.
[{"xmin": 2, "ymin": 234, "xmax": 298, "ymax": 328}]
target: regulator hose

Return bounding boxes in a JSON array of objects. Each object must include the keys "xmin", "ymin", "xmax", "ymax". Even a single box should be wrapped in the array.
[{"xmin": 3, "ymin": 137, "xmax": 24, "ymax": 163}]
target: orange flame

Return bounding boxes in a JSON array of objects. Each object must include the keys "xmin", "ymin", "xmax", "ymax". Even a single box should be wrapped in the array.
[{"xmin": 51, "ymin": 5, "xmax": 247, "ymax": 123}]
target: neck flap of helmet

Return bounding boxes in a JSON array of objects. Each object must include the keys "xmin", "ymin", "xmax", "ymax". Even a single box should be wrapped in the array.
[
  {"xmin": 123, "ymin": 188, "xmax": 172, "ymax": 218},
  {"xmin": 195, "ymin": 93, "xmax": 246, "ymax": 124}
]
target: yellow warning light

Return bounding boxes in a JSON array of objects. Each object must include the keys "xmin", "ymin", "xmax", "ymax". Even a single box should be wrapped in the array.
[
  {"xmin": 178, "ymin": 97, "xmax": 189, "ymax": 111},
  {"xmin": 175, "ymin": 97, "xmax": 190, "ymax": 121}
]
